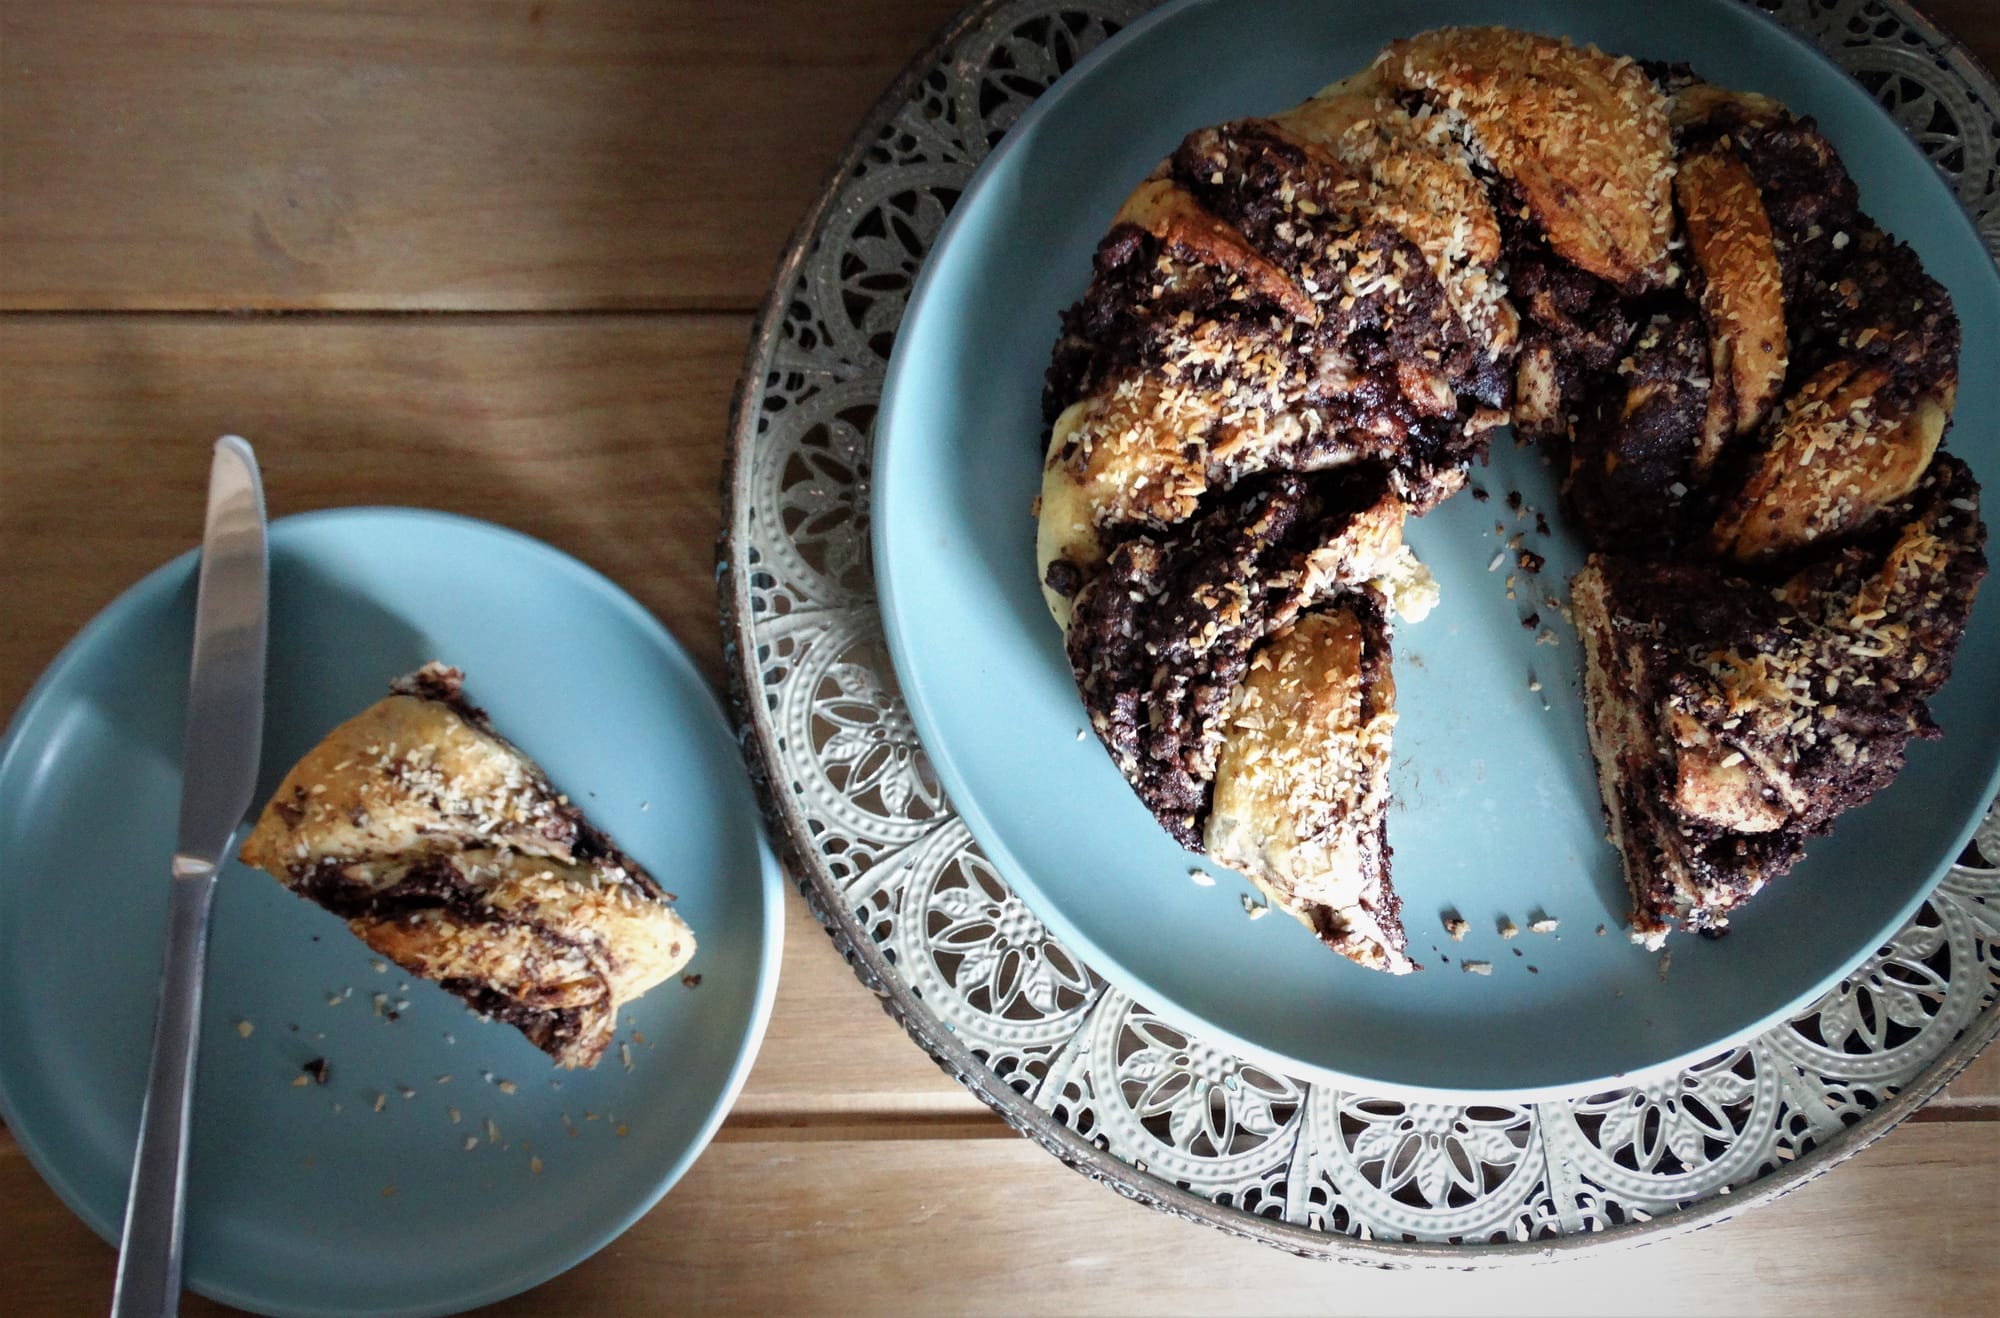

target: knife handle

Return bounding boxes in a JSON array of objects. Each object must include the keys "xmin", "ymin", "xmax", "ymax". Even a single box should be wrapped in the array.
[{"xmin": 111, "ymin": 861, "xmax": 218, "ymax": 1318}]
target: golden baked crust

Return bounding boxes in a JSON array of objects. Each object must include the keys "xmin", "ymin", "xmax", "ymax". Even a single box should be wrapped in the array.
[
  {"xmin": 1376, "ymin": 27, "xmax": 1676, "ymax": 292},
  {"xmin": 1709, "ymin": 360, "xmax": 1950, "ymax": 562},
  {"xmin": 1675, "ymin": 143, "xmax": 1788, "ymax": 475},
  {"xmin": 1205, "ymin": 607, "xmax": 1411, "ymax": 972},
  {"xmin": 239, "ymin": 664, "xmax": 695, "ymax": 1067},
  {"xmin": 1271, "ymin": 69, "xmax": 1516, "ymax": 366}
]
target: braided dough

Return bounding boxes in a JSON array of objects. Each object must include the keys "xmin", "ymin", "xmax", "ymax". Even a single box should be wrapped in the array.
[{"xmin": 1036, "ymin": 26, "xmax": 1987, "ymax": 967}]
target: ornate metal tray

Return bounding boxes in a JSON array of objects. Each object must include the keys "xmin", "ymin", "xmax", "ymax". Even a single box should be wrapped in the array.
[{"xmin": 721, "ymin": 0, "xmax": 2000, "ymax": 1257}]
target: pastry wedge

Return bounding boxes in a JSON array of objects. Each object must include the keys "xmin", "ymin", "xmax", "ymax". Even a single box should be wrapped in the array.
[
  {"xmin": 1574, "ymin": 457, "xmax": 1986, "ymax": 946},
  {"xmin": 240, "ymin": 663, "xmax": 695, "ymax": 1067}
]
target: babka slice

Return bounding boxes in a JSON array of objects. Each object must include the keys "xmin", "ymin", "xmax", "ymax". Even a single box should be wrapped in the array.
[
  {"xmin": 1574, "ymin": 457, "xmax": 1986, "ymax": 946},
  {"xmin": 239, "ymin": 663, "xmax": 695, "ymax": 1067}
]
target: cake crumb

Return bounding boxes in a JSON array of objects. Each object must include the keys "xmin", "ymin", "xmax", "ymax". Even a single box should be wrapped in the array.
[
  {"xmin": 1486, "ymin": 550, "xmax": 1507, "ymax": 572},
  {"xmin": 1498, "ymin": 919, "xmax": 1519, "ymax": 940},
  {"xmin": 1658, "ymin": 950, "xmax": 1674, "ymax": 982},
  {"xmin": 1443, "ymin": 912, "xmax": 1469, "ymax": 942},
  {"xmin": 448, "ymin": 1107, "xmax": 462, "ymax": 1124},
  {"xmin": 1529, "ymin": 916, "xmax": 1560, "ymax": 934},
  {"xmin": 302, "ymin": 1058, "xmax": 330, "ymax": 1086},
  {"xmin": 486, "ymin": 1118, "xmax": 501, "ymax": 1145},
  {"xmin": 1527, "ymin": 676, "xmax": 1542, "ymax": 693},
  {"xmin": 498, "ymin": 1079, "xmax": 518, "ymax": 1095},
  {"xmin": 437, "ymin": 1074, "xmax": 453, "ymax": 1085},
  {"xmin": 1188, "ymin": 867, "xmax": 1216, "ymax": 887},
  {"xmin": 372, "ymin": 1092, "xmax": 387, "ymax": 1113},
  {"xmin": 370, "ymin": 959, "xmax": 388, "ymax": 974},
  {"xmin": 1527, "ymin": 965, "xmax": 1540, "ymax": 974},
  {"xmin": 1241, "ymin": 893, "xmax": 1269, "ymax": 919},
  {"xmin": 397, "ymin": 1084, "xmax": 416, "ymax": 1100},
  {"xmin": 290, "ymin": 1074, "xmax": 310, "ymax": 1088},
  {"xmin": 615, "ymin": 1123, "xmax": 629, "ymax": 1138},
  {"xmin": 235, "ymin": 1019, "xmax": 255, "ymax": 1039},
  {"xmin": 1076, "ymin": 728, "xmax": 1087, "ymax": 741},
  {"xmin": 1596, "ymin": 924, "xmax": 1608, "ymax": 937},
  {"xmin": 1461, "ymin": 960, "xmax": 1493, "ymax": 976},
  {"xmin": 621, "ymin": 1043, "xmax": 635, "ymax": 1072},
  {"xmin": 682, "ymin": 974, "xmax": 702, "ymax": 989},
  {"xmin": 463, "ymin": 1136, "xmax": 479, "ymax": 1152},
  {"xmin": 1535, "ymin": 628, "xmax": 1559, "ymax": 647},
  {"xmin": 530, "ymin": 1156, "xmax": 544, "ymax": 1175}
]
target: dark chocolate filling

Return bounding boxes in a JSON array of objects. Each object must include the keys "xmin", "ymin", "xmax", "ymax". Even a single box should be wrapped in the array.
[{"xmin": 1066, "ymin": 468, "xmax": 1394, "ymax": 845}]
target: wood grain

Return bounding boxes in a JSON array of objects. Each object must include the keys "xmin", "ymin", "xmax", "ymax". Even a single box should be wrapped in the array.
[
  {"xmin": 4, "ymin": 1121, "xmax": 1995, "ymax": 1316},
  {"xmin": 0, "ymin": 0, "xmax": 964, "ymax": 311},
  {"xmin": 3, "ymin": 0, "xmax": 1996, "ymax": 313},
  {"xmin": 0, "ymin": 314, "xmax": 741, "ymax": 710}
]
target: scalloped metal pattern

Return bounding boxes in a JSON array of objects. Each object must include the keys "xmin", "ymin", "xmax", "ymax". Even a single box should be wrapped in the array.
[{"xmin": 721, "ymin": 0, "xmax": 2000, "ymax": 1259}]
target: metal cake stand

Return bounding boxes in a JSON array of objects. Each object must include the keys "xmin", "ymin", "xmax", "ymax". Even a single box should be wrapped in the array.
[{"xmin": 720, "ymin": 0, "xmax": 2000, "ymax": 1259}]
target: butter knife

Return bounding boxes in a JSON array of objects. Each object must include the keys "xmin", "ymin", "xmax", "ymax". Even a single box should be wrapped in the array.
[{"xmin": 111, "ymin": 436, "xmax": 268, "ymax": 1318}]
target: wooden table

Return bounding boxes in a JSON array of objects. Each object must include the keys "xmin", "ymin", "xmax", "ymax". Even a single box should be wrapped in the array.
[{"xmin": 3, "ymin": 2, "xmax": 1996, "ymax": 1312}]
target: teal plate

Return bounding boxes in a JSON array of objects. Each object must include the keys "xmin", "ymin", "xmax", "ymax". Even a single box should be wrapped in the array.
[
  {"xmin": 0, "ymin": 509, "xmax": 783, "ymax": 1316},
  {"xmin": 874, "ymin": 0, "xmax": 2000, "ymax": 1099}
]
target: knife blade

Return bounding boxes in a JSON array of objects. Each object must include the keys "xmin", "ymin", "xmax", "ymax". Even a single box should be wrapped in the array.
[{"xmin": 111, "ymin": 436, "xmax": 268, "ymax": 1318}]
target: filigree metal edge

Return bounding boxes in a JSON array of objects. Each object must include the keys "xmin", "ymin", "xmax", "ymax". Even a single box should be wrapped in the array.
[{"xmin": 718, "ymin": 0, "xmax": 2000, "ymax": 1264}]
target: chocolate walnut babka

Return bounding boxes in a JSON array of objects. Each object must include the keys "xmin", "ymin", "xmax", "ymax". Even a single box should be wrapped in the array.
[{"xmin": 1035, "ymin": 26, "xmax": 1987, "ymax": 970}]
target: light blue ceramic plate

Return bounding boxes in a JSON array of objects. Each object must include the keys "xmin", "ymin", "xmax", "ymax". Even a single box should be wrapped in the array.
[
  {"xmin": 874, "ymin": 0, "xmax": 2000, "ymax": 1099},
  {"xmin": 0, "ymin": 509, "xmax": 784, "ymax": 1316}
]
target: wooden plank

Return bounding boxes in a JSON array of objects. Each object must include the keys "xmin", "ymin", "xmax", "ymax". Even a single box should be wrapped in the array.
[
  {"xmin": 3, "ymin": 1120, "xmax": 1994, "ymax": 1316},
  {"xmin": 1935, "ymin": 1044, "xmax": 2000, "ymax": 1111},
  {"xmin": 0, "ymin": 312, "xmax": 987, "ymax": 1119},
  {"xmin": 740, "ymin": 895, "xmax": 990, "ymax": 1119},
  {"xmin": 0, "ymin": 313, "xmax": 741, "ymax": 708},
  {"xmin": 6, "ymin": 1, "xmax": 1999, "ymax": 314},
  {"xmin": 0, "ymin": 0, "xmax": 964, "ymax": 311}
]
